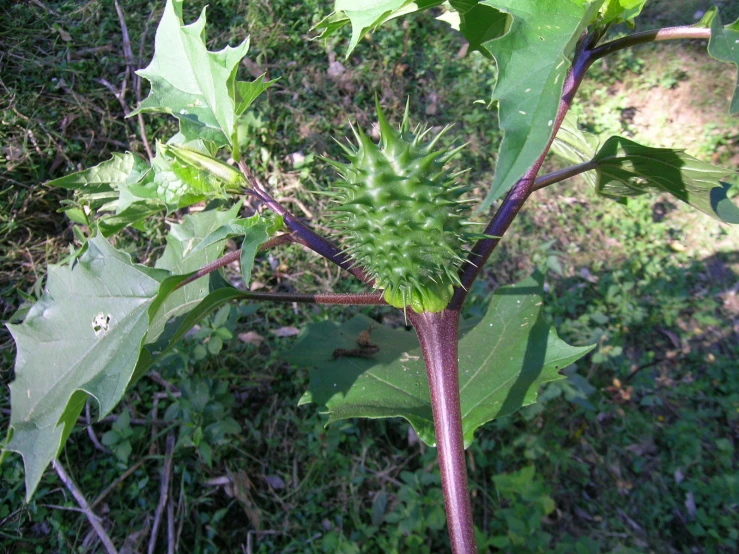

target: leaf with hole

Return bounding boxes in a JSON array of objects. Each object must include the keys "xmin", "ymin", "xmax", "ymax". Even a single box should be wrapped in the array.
[{"xmin": 6, "ymin": 237, "xmax": 169, "ymax": 499}]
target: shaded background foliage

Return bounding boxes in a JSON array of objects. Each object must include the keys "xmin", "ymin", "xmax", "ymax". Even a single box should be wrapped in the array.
[{"xmin": 1, "ymin": 0, "xmax": 738, "ymax": 552}]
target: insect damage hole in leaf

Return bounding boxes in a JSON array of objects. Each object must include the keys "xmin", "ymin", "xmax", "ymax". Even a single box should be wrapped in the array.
[{"xmin": 91, "ymin": 313, "xmax": 113, "ymax": 337}]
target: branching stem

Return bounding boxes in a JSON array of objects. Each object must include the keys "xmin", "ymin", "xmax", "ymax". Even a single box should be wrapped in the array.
[
  {"xmin": 235, "ymin": 291, "xmax": 386, "ymax": 305},
  {"xmin": 590, "ymin": 26, "xmax": 711, "ymax": 61},
  {"xmin": 532, "ymin": 160, "xmax": 599, "ymax": 192},
  {"xmin": 239, "ymin": 161, "xmax": 374, "ymax": 286},
  {"xmin": 452, "ymin": 23, "xmax": 712, "ymax": 309},
  {"xmin": 172, "ymin": 233, "xmax": 294, "ymax": 291},
  {"xmin": 451, "ymin": 43, "xmax": 594, "ymax": 309}
]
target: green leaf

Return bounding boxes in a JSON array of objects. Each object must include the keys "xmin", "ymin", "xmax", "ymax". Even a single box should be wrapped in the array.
[
  {"xmin": 133, "ymin": 210, "xmax": 282, "ymax": 383},
  {"xmin": 47, "ymin": 152, "xmax": 149, "ymax": 190},
  {"xmin": 596, "ymin": 0, "xmax": 647, "ymax": 27},
  {"xmin": 287, "ymin": 273, "xmax": 594, "ymax": 447},
  {"xmin": 312, "ymin": 11, "xmax": 351, "ymax": 40},
  {"xmin": 97, "ymin": 202, "xmax": 164, "ymax": 238},
  {"xmin": 593, "ymin": 136, "xmax": 739, "ymax": 223},
  {"xmin": 550, "ymin": 112, "xmax": 599, "ymax": 186},
  {"xmin": 707, "ymin": 11, "xmax": 739, "ymax": 114},
  {"xmin": 6, "ymin": 237, "xmax": 168, "ymax": 499},
  {"xmin": 134, "ymin": 287, "xmax": 250, "ymax": 383},
  {"xmin": 328, "ymin": 0, "xmax": 444, "ymax": 56},
  {"xmin": 47, "ymin": 153, "xmax": 167, "ymax": 234},
  {"xmin": 131, "ymin": 0, "xmax": 263, "ymax": 147},
  {"xmin": 456, "ymin": 274, "xmax": 593, "ymax": 445},
  {"xmin": 146, "ymin": 204, "xmax": 243, "ymax": 344},
  {"xmin": 49, "ymin": 152, "xmax": 156, "ymax": 217},
  {"xmin": 235, "ymin": 74, "xmax": 278, "ymax": 116},
  {"xmin": 191, "ymin": 214, "xmax": 283, "ymax": 285},
  {"xmin": 479, "ymin": 0, "xmax": 604, "ymax": 209},
  {"xmin": 440, "ymin": 1, "xmax": 510, "ymax": 57}
]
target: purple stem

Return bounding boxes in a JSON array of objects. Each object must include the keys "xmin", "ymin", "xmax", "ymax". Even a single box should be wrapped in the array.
[
  {"xmin": 408, "ymin": 309, "xmax": 475, "ymax": 554},
  {"xmin": 173, "ymin": 234, "xmax": 294, "ymax": 291},
  {"xmin": 237, "ymin": 291, "xmax": 386, "ymax": 305},
  {"xmin": 590, "ymin": 26, "xmax": 711, "ymax": 60},
  {"xmin": 239, "ymin": 161, "xmax": 374, "ymax": 286},
  {"xmin": 450, "ymin": 44, "xmax": 594, "ymax": 310},
  {"xmin": 532, "ymin": 160, "xmax": 598, "ymax": 192}
]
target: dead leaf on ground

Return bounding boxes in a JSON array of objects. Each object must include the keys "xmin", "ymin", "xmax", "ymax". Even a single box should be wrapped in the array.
[
  {"xmin": 334, "ymin": 325, "xmax": 380, "ymax": 359},
  {"xmin": 658, "ymin": 328, "xmax": 681, "ymax": 349},
  {"xmin": 250, "ymin": 280, "xmax": 266, "ymax": 291},
  {"xmin": 685, "ymin": 491, "xmax": 697, "ymax": 519},
  {"xmin": 206, "ymin": 470, "xmax": 261, "ymax": 529},
  {"xmin": 239, "ymin": 331, "xmax": 265, "ymax": 347},
  {"xmin": 625, "ymin": 441, "xmax": 658, "ymax": 456},
  {"xmin": 264, "ymin": 475, "xmax": 286, "ymax": 490},
  {"xmin": 674, "ymin": 467, "xmax": 684, "ymax": 484},
  {"xmin": 271, "ymin": 326, "xmax": 300, "ymax": 337}
]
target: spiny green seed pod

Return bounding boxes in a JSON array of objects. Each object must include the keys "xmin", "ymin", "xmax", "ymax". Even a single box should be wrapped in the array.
[{"xmin": 324, "ymin": 100, "xmax": 475, "ymax": 313}]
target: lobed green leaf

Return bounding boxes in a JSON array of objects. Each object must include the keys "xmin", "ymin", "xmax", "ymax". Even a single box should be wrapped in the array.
[
  {"xmin": 322, "ymin": 0, "xmax": 444, "ymax": 56},
  {"xmin": 479, "ymin": 0, "xmax": 604, "ymax": 209},
  {"xmin": 550, "ymin": 112, "xmax": 599, "ymax": 186},
  {"xmin": 287, "ymin": 273, "xmax": 594, "ymax": 447},
  {"xmin": 47, "ymin": 152, "xmax": 149, "ymax": 191},
  {"xmin": 131, "ymin": 0, "xmax": 268, "ymax": 148},
  {"xmin": 438, "ymin": 1, "xmax": 509, "ymax": 58},
  {"xmin": 595, "ymin": 0, "xmax": 647, "ymax": 27},
  {"xmin": 593, "ymin": 136, "xmax": 739, "ymax": 223},
  {"xmin": 5, "ymin": 205, "xmax": 285, "ymax": 499},
  {"xmin": 6, "ymin": 238, "xmax": 169, "ymax": 499},
  {"xmin": 705, "ymin": 10, "xmax": 739, "ymax": 114},
  {"xmin": 146, "ymin": 204, "xmax": 243, "ymax": 343}
]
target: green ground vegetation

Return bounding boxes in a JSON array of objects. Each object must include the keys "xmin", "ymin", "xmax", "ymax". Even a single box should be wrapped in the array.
[{"xmin": 1, "ymin": 0, "xmax": 738, "ymax": 552}]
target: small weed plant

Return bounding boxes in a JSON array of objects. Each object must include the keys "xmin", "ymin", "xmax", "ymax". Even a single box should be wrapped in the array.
[{"xmin": 3, "ymin": 1, "xmax": 739, "ymax": 552}]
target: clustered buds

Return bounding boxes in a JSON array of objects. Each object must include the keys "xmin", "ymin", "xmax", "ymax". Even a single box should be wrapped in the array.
[{"xmin": 324, "ymin": 100, "xmax": 475, "ymax": 313}]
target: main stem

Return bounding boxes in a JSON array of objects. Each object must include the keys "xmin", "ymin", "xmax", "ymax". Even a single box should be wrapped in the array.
[{"xmin": 408, "ymin": 309, "xmax": 475, "ymax": 554}]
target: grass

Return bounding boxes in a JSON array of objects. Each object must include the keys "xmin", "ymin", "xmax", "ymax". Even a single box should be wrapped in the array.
[{"xmin": 1, "ymin": 0, "xmax": 738, "ymax": 552}]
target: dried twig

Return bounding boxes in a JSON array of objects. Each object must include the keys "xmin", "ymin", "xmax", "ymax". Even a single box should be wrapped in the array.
[
  {"xmin": 167, "ymin": 482, "xmax": 175, "ymax": 554},
  {"xmin": 29, "ymin": 0, "xmax": 59, "ymax": 16},
  {"xmin": 113, "ymin": 0, "xmax": 136, "ymax": 85},
  {"xmin": 148, "ymin": 433, "xmax": 175, "ymax": 554},
  {"xmin": 86, "ymin": 402, "xmax": 112, "ymax": 455},
  {"xmin": 94, "ymin": 78, "xmax": 131, "ymax": 118},
  {"xmin": 53, "ymin": 460, "xmax": 119, "ymax": 554},
  {"xmin": 135, "ymin": 6, "xmax": 158, "ymax": 160},
  {"xmin": 112, "ymin": 0, "xmax": 153, "ymax": 159}
]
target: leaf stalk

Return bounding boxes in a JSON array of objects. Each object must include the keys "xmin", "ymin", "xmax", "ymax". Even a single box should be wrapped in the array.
[
  {"xmin": 532, "ymin": 160, "xmax": 599, "ymax": 192},
  {"xmin": 239, "ymin": 161, "xmax": 375, "ymax": 286},
  {"xmin": 590, "ymin": 25, "xmax": 711, "ymax": 61}
]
